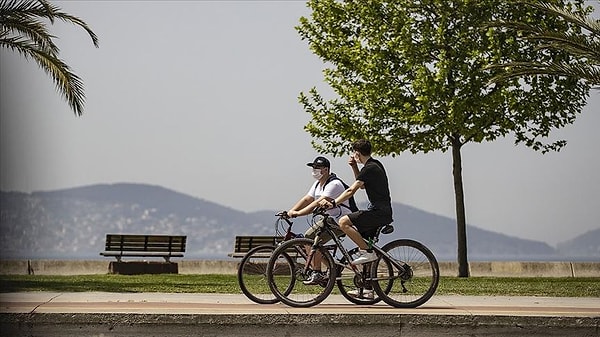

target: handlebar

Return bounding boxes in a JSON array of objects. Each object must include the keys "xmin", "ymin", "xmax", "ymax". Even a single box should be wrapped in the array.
[
  {"xmin": 275, "ymin": 211, "xmax": 294, "ymax": 225},
  {"xmin": 311, "ymin": 207, "xmax": 329, "ymax": 217}
]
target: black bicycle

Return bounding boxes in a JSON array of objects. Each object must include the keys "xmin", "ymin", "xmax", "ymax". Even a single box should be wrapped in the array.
[
  {"xmin": 237, "ymin": 211, "xmax": 383, "ymax": 305},
  {"xmin": 237, "ymin": 211, "xmax": 298, "ymax": 304},
  {"xmin": 266, "ymin": 207, "xmax": 440, "ymax": 308}
]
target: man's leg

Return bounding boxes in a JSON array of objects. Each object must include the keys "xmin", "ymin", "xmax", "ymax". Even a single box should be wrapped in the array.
[
  {"xmin": 302, "ymin": 219, "xmax": 327, "ymax": 285},
  {"xmin": 338, "ymin": 215, "xmax": 368, "ymax": 250},
  {"xmin": 339, "ymin": 215, "xmax": 377, "ymax": 265}
]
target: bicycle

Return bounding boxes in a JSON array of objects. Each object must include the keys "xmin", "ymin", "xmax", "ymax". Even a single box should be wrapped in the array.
[
  {"xmin": 237, "ymin": 211, "xmax": 298, "ymax": 304},
  {"xmin": 265, "ymin": 207, "xmax": 440, "ymax": 308},
  {"xmin": 237, "ymin": 211, "xmax": 383, "ymax": 305}
]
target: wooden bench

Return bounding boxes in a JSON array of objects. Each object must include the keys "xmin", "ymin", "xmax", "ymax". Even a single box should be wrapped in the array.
[
  {"xmin": 228, "ymin": 235, "xmax": 281, "ymax": 258},
  {"xmin": 100, "ymin": 234, "xmax": 187, "ymax": 262}
]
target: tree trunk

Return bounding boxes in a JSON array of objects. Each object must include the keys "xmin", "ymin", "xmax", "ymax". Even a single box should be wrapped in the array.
[{"xmin": 451, "ymin": 136, "xmax": 470, "ymax": 277}]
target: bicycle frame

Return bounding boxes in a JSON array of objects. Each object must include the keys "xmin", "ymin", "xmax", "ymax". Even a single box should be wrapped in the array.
[
  {"xmin": 302, "ymin": 214, "xmax": 406, "ymax": 284},
  {"xmin": 275, "ymin": 212, "xmax": 298, "ymax": 243}
]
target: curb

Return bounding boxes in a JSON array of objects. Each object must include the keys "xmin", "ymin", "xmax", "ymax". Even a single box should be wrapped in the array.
[{"xmin": 1, "ymin": 313, "xmax": 599, "ymax": 337}]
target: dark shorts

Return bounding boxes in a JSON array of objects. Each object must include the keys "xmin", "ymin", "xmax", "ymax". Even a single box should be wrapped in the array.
[{"xmin": 347, "ymin": 209, "xmax": 393, "ymax": 239}]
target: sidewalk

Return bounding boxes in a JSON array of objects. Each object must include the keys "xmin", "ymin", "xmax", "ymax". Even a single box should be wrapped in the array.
[
  {"xmin": 1, "ymin": 292, "xmax": 599, "ymax": 316},
  {"xmin": 1, "ymin": 293, "xmax": 599, "ymax": 337}
]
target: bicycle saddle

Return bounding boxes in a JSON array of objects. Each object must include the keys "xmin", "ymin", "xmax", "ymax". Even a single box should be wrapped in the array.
[{"xmin": 381, "ymin": 224, "xmax": 394, "ymax": 235}]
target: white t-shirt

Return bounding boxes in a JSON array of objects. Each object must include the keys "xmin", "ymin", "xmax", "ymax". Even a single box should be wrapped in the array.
[{"xmin": 307, "ymin": 177, "xmax": 353, "ymax": 219}]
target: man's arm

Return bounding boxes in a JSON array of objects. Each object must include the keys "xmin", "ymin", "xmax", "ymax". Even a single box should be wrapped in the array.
[
  {"xmin": 288, "ymin": 194, "xmax": 337, "ymax": 218},
  {"xmin": 349, "ymin": 155, "xmax": 360, "ymax": 179},
  {"xmin": 319, "ymin": 180, "xmax": 363, "ymax": 209},
  {"xmin": 287, "ymin": 195, "xmax": 314, "ymax": 218}
]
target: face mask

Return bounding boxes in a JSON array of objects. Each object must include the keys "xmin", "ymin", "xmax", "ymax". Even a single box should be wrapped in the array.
[{"xmin": 312, "ymin": 168, "xmax": 323, "ymax": 180}]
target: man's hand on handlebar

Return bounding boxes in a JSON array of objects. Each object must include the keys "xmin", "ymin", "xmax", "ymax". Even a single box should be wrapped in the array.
[
  {"xmin": 286, "ymin": 210, "xmax": 300, "ymax": 218},
  {"xmin": 312, "ymin": 206, "xmax": 325, "ymax": 215},
  {"xmin": 318, "ymin": 199, "xmax": 334, "ymax": 209}
]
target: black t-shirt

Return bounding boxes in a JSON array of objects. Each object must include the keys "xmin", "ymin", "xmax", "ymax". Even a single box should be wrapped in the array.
[{"xmin": 356, "ymin": 157, "xmax": 392, "ymax": 210}]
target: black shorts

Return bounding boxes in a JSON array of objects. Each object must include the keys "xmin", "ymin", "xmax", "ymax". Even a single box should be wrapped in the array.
[{"xmin": 347, "ymin": 209, "xmax": 393, "ymax": 239}]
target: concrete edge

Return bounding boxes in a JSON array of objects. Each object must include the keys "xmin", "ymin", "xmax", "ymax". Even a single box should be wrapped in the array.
[{"xmin": 0, "ymin": 313, "xmax": 599, "ymax": 328}]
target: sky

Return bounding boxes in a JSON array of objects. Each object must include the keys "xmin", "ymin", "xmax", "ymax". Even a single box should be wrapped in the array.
[{"xmin": 1, "ymin": 1, "xmax": 598, "ymax": 247}]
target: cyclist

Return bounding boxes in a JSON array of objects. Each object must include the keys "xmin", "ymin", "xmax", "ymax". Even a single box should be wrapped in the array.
[
  {"xmin": 286, "ymin": 156, "xmax": 353, "ymax": 285},
  {"xmin": 319, "ymin": 139, "xmax": 393, "ymax": 265}
]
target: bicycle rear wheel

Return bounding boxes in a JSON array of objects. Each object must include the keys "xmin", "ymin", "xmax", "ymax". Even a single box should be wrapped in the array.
[
  {"xmin": 237, "ymin": 245, "xmax": 284, "ymax": 304},
  {"xmin": 371, "ymin": 239, "xmax": 439, "ymax": 308},
  {"xmin": 267, "ymin": 238, "xmax": 336, "ymax": 308}
]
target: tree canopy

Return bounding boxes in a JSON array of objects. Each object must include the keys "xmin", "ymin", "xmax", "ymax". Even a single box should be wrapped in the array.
[{"xmin": 296, "ymin": 0, "xmax": 591, "ymax": 276}]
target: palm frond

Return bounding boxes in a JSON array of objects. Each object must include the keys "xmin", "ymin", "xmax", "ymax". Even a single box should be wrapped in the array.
[
  {"xmin": 527, "ymin": 32, "xmax": 600, "ymax": 60},
  {"xmin": 489, "ymin": 61, "xmax": 600, "ymax": 85},
  {"xmin": 532, "ymin": 1, "xmax": 600, "ymax": 35},
  {"xmin": 0, "ymin": 0, "xmax": 98, "ymax": 47},
  {"xmin": 486, "ymin": 0, "xmax": 600, "ymax": 86},
  {"xmin": 0, "ymin": 0, "xmax": 98, "ymax": 115},
  {"xmin": 1, "ymin": 34, "xmax": 85, "ymax": 114},
  {"xmin": 1, "ymin": 14, "xmax": 59, "ymax": 55}
]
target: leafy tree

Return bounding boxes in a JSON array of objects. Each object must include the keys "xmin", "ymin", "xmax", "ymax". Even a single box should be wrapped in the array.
[
  {"xmin": 488, "ymin": 1, "xmax": 600, "ymax": 87},
  {"xmin": 0, "ymin": 0, "xmax": 99, "ymax": 116},
  {"xmin": 296, "ymin": 0, "xmax": 590, "ymax": 276}
]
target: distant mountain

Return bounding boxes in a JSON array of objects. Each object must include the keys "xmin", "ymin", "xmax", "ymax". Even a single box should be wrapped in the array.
[
  {"xmin": 556, "ymin": 228, "xmax": 600, "ymax": 259},
  {"xmin": 0, "ymin": 183, "xmax": 592, "ymax": 261}
]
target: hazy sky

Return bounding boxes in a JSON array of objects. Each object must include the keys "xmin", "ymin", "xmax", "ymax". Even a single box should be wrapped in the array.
[{"xmin": 1, "ymin": 1, "xmax": 598, "ymax": 246}]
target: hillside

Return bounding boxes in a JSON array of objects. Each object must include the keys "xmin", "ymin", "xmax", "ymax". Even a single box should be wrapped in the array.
[
  {"xmin": 0, "ymin": 183, "xmax": 592, "ymax": 261},
  {"xmin": 556, "ymin": 228, "xmax": 600, "ymax": 258}
]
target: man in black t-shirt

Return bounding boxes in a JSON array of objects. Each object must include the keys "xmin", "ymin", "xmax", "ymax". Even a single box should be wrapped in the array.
[{"xmin": 319, "ymin": 139, "xmax": 393, "ymax": 266}]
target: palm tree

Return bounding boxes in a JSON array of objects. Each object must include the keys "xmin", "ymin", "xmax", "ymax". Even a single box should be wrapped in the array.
[
  {"xmin": 488, "ymin": 1, "xmax": 600, "ymax": 87},
  {"xmin": 0, "ymin": 0, "xmax": 99, "ymax": 116}
]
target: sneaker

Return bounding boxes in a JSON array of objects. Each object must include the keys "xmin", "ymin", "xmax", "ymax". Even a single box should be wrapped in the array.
[
  {"xmin": 303, "ymin": 271, "xmax": 327, "ymax": 285},
  {"xmin": 351, "ymin": 249, "xmax": 377, "ymax": 265},
  {"xmin": 348, "ymin": 288, "xmax": 374, "ymax": 299}
]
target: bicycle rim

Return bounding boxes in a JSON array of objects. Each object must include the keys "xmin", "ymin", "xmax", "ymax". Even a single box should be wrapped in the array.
[
  {"xmin": 372, "ymin": 239, "xmax": 439, "ymax": 308},
  {"xmin": 267, "ymin": 238, "xmax": 336, "ymax": 308},
  {"xmin": 237, "ymin": 245, "xmax": 280, "ymax": 304},
  {"xmin": 336, "ymin": 247, "xmax": 387, "ymax": 305}
]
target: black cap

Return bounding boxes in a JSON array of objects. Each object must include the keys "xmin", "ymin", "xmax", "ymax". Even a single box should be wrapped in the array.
[{"xmin": 307, "ymin": 156, "xmax": 330, "ymax": 168}]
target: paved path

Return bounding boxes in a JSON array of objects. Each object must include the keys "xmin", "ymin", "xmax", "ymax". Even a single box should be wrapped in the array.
[
  {"xmin": 1, "ymin": 293, "xmax": 599, "ymax": 337},
  {"xmin": 1, "ymin": 292, "xmax": 599, "ymax": 316}
]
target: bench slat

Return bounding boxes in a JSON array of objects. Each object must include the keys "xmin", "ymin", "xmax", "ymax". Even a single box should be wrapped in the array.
[
  {"xmin": 100, "ymin": 252, "xmax": 184, "ymax": 257},
  {"xmin": 229, "ymin": 235, "xmax": 289, "ymax": 258},
  {"xmin": 234, "ymin": 236, "xmax": 281, "ymax": 253},
  {"xmin": 101, "ymin": 234, "xmax": 187, "ymax": 261}
]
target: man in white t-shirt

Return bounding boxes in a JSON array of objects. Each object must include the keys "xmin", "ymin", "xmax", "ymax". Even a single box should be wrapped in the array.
[{"xmin": 286, "ymin": 156, "xmax": 353, "ymax": 285}]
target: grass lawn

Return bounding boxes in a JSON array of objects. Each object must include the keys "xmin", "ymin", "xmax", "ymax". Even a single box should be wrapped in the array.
[{"xmin": 1, "ymin": 274, "xmax": 598, "ymax": 297}]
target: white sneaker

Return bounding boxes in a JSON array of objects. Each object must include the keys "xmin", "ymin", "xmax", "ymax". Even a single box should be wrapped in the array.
[
  {"xmin": 302, "ymin": 271, "xmax": 327, "ymax": 285},
  {"xmin": 351, "ymin": 249, "xmax": 377, "ymax": 265},
  {"xmin": 348, "ymin": 288, "xmax": 374, "ymax": 299}
]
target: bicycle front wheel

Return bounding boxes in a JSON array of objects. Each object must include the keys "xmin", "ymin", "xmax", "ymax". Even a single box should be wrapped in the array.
[
  {"xmin": 237, "ymin": 245, "xmax": 283, "ymax": 304},
  {"xmin": 267, "ymin": 238, "xmax": 336, "ymax": 308},
  {"xmin": 371, "ymin": 239, "xmax": 439, "ymax": 308}
]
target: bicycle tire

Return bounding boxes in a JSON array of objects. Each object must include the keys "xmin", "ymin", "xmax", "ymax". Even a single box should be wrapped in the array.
[
  {"xmin": 237, "ymin": 245, "xmax": 285, "ymax": 304},
  {"xmin": 267, "ymin": 237, "xmax": 336, "ymax": 308},
  {"xmin": 336, "ymin": 247, "xmax": 390, "ymax": 305},
  {"xmin": 371, "ymin": 239, "xmax": 439, "ymax": 308}
]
